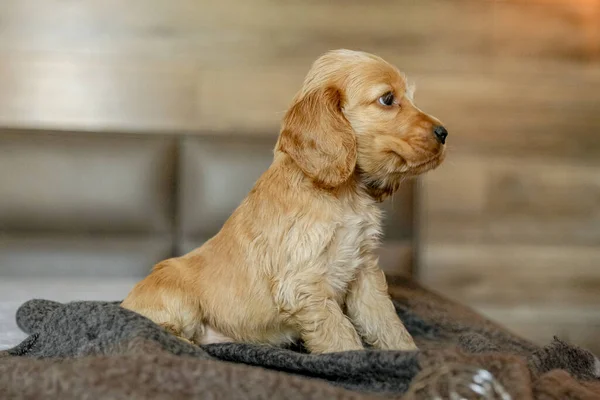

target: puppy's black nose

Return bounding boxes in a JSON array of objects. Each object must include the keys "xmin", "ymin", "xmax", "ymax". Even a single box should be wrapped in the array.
[{"xmin": 433, "ymin": 125, "xmax": 448, "ymax": 144}]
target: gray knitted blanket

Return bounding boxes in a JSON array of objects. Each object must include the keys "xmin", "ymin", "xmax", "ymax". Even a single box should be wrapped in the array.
[{"xmin": 1, "ymin": 279, "xmax": 599, "ymax": 399}]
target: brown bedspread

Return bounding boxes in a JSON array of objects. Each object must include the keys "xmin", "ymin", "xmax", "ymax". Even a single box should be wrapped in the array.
[{"xmin": 0, "ymin": 278, "xmax": 598, "ymax": 399}]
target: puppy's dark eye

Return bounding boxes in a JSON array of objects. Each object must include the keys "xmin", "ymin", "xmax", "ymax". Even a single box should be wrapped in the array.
[{"xmin": 378, "ymin": 92, "xmax": 395, "ymax": 106}]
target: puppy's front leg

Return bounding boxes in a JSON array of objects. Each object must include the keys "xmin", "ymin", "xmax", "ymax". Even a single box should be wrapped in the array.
[
  {"xmin": 280, "ymin": 287, "xmax": 363, "ymax": 353},
  {"xmin": 297, "ymin": 297, "xmax": 364, "ymax": 353},
  {"xmin": 346, "ymin": 261, "xmax": 417, "ymax": 351}
]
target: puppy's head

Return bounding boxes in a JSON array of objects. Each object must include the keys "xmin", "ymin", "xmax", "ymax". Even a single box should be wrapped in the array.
[{"xmin": 277, "ymin": 49, "xmax": 446, "ymax": 200}]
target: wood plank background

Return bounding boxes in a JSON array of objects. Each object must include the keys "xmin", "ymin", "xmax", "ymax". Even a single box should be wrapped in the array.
[{"xmin": 0, "ymin": 0, "xmax": 598, "ymax": 353}]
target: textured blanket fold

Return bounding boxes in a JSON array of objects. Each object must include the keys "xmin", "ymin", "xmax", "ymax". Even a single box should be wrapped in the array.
[{"xmin": 1, "ymin": 279, "xmax": 598, "ymax": 399}]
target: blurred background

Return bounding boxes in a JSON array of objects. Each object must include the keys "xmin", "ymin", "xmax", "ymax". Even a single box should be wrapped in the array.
[{"xmin": 0, "ymin": 0, "xmax": 598, "ymax": 353}]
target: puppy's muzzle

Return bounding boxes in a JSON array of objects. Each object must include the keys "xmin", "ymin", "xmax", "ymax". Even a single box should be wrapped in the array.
[{"xmin": 433, "ymin": 125, "xmax": 448, "ymax": 145}]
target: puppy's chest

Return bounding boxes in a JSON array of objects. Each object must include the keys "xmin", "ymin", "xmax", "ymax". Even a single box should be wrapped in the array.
[{"xmin": 325, "ymin": 204, "xmax": 382, "ymax": 291}]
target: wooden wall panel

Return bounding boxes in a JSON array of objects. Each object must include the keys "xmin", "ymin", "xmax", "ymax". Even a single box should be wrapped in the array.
[
  {"xmin": 420, "ymin": 156, "xmax": 600, "ymax": 246},
  {"xmin": 419, "ymin": 154, "xmax": 600, "ymax": 352},
  {"xmin": 0, "ymin": 55, "xmax": 199, "ymax": 132},
  {"xmin": 480, "ymin": 307, "xmax": 600, "ymax": 356},
  {"xmin": 0, "ymin": 1, "xmax": 596, "ymax": 63},
  {"xmin": 421, "ymin": 243, "xmax": 600, "ymax": 306},
  {"xmin": 0, "ymin": 0, "xmax": 597, "ymax": 144}
]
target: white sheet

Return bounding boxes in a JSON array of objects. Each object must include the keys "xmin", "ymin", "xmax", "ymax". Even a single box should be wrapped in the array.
[{"xmin": 0, "ymin": 278, "xmax": 138, "ymax": 350}]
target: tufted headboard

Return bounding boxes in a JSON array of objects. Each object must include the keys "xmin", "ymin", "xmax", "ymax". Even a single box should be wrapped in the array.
[{"xmin": 0, "ymin": 129, "xmax": 417, "ymax": 282}]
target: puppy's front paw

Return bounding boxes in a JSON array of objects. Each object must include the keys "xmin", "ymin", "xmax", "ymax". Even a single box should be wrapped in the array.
[
  {"xmin": 380, "ymin": 333, "xmax": 419, "ymax": 351},
  {"xmin": 319, "ymin": 342, "xmax": 365, "ymax": 354},
  {"xmin": 383, "ymin": 341, "xmax": 418, "ymax": 352},
  {"xmin": 397, "ymin": 340, "xmax": 419, "ymax": 351}
]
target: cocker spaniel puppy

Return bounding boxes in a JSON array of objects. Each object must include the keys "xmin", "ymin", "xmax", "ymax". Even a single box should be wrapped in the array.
[{"xmin": 121, "ymin": 49, "xmax": 447, "ymax": 354}]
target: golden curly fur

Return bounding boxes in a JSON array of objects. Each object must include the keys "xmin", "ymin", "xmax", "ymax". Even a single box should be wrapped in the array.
[{"xmin": 121, "ymin": 49, "xmax": 447, "ymax": 354}]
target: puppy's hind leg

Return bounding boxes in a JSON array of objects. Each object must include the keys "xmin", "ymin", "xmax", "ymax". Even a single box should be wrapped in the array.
[
  {"xmin": 159, "ymin": 321, "xmax": 197, "ymax": 346},
  {"xmin": 121, "ymin": 259, "xmax": 205, "ymax": 346},
  {"xmin": 149, "ymin": 301, "xmax": 205, "ymax": 346}
]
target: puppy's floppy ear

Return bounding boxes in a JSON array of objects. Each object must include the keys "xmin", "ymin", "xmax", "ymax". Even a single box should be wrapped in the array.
[{"xmin": 277, "ymin": 87, "xmax": 357, "ymax": 188}]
